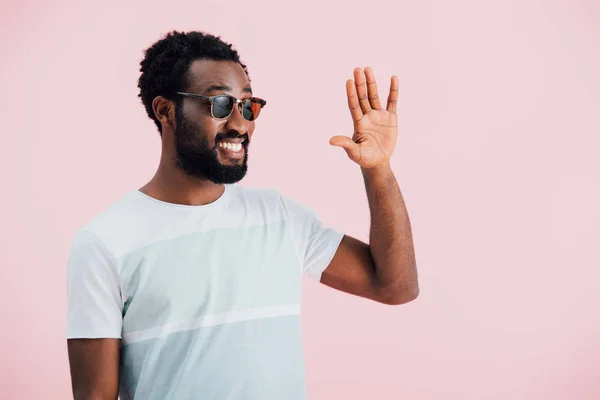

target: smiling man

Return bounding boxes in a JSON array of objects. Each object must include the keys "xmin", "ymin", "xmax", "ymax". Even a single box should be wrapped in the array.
[{"xmin": 66, "ymin": 31, "xmax": 418, "ymax": 400}]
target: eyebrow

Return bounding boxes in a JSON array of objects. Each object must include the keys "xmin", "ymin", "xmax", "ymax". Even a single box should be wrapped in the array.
[{"xmin": 202, "ymin": 85, "xmax": 253, "ymax": 94}]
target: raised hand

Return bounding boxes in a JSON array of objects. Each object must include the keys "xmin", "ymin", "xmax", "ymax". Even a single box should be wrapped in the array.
[{"xmin": 330, "ymin": 67, "xmax": 399, "ymax": 168}]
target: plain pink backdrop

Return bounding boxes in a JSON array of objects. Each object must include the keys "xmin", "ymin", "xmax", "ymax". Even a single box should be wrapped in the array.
[{"xmin": 1, "ymin": 0, "xmax": 599, "ymax": 398}]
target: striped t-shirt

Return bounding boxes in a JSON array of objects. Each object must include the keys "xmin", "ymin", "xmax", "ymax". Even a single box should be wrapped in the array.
[{"xmin": 66, "ymin": 184, "xmax": 344, "ymax": 399}]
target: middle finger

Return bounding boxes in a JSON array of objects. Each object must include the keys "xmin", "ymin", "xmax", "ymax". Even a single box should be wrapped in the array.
[{"xmin": 354, "ymin": 68, "xmax": 372, "ymax": 114}]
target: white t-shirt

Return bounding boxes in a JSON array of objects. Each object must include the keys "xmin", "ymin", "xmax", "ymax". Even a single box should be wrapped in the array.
[{"xmin": 66, "ymin": 184, "xmax": 344, "ymax": 400}]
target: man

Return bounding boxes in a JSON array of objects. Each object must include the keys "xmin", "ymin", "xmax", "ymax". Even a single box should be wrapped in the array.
[{"xmin": 66, "ymin": 30, "xmax": 418, "ymax": 400}]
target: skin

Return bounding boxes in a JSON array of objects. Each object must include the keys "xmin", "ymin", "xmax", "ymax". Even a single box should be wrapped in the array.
[
  {"xmin": 142, "ymin": 59, "xmax": 256, "ymax": 204},
  {"xmin": 68, "ymin": 339, "xmax": 120, "ymax": 399},
  {"xmin": 67, "ymin": 61, "xmax": 418, "ymax": 399},
  {"xmin": 323, "ymin": 68, "xmax": 419, "ymax": 305}
]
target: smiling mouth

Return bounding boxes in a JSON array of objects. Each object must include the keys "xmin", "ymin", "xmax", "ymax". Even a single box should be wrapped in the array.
[{"xmin": 216, "ymin": 139, "xmax": 246, "ymax": 160}]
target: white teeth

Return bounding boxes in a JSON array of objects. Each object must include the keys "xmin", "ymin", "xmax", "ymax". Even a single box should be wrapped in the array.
[{"xmin": 218, "ymin": 142, "xmax": 243, "ymax": 152}]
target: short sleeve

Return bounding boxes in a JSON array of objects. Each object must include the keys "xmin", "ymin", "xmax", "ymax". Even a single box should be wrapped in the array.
[
  {"xmin": 66, "ymin": 229, "xmax": 123, "ymax": 339},
  {"xmin": 281, "ymin": 194, "xmax": 344, "ymax": 282}
]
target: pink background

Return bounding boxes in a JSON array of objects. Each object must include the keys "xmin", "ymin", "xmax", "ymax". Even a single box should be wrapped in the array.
[{"xmin": 1, "ymin": 0, "xmax": 599, "ymax": 398}]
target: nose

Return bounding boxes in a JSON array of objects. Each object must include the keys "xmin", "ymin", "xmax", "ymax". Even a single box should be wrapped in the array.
[{"xmin": 224, "ymin": 102, "xmax": 252, "ymax": 135}]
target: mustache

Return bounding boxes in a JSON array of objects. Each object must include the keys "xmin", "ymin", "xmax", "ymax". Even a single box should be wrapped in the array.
[{"xmin": 215, "ymin": 130, "xmax": 249, "ymax": 144}]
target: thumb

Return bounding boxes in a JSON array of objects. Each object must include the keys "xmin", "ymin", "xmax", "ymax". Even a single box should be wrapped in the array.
[{"xmin": 329, "ymin": 135, "xmax": 360, "ymax": 162}]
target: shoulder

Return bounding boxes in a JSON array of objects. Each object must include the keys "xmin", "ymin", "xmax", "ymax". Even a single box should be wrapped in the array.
[{"xmin": 72, "ymin": 190, "xmax": 152, "ymax": 258}]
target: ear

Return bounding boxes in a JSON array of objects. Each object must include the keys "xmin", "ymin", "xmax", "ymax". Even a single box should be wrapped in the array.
[{"xmin": 152, "ymin": 96, "xmax": 176, "ymax": 132}]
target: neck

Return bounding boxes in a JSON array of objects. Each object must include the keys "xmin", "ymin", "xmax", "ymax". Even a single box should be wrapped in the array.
[{"xmin": 140, "ymin": 150, "xmax": 226, "ymax": 207}]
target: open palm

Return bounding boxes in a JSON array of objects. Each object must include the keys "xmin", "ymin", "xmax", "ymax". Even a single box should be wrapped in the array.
[{"xmin": 330, "ymin": 67, "xmax": 399, "ymax": 168}]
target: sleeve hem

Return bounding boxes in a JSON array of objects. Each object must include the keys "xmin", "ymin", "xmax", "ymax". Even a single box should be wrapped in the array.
[
  {"xmin": 66, "ymin": 332, "xmax": 122, "ymax": 339},
  {"xmin": 305, "ymin": 231, "xmax": 345, "ymax": 282}
]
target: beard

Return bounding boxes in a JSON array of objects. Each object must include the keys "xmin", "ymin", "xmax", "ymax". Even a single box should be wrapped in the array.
[{"xmin": 173, "ymin": 107, "xmax": 249, "ymax": 184}]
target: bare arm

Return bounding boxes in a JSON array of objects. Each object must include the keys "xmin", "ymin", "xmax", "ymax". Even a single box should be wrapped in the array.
[
  {"xmin": 67, "ymin": 338, "xmax": 120, "ymax": 400},
  {"xmin": 362, "ymin": 163, "xmax": 418, "ymax": 302},
  {"xmin": 321, "ymin": 163, "xmax": 418, "ymax": 305},
  {"xmin": 324, "ymin": 68, "xmax": 418, "ymax": 305}
]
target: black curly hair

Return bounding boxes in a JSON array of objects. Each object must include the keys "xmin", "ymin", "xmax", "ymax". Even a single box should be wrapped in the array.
[{"xmin": 138, "ymin": 30, "xmax": 248, "ymax": 134}]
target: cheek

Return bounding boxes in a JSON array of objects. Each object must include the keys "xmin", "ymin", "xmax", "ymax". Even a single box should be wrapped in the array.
[
  {"xmin": 183, "ymin": 102, "xmax": 219, "ymax": 133},
  {"xmin": 203, "ymin": 118, "xmax": 226, "ymax": 146},
  {"xmin": 247, "ymin": 122, "xmax": 256, "ymax": 139}
]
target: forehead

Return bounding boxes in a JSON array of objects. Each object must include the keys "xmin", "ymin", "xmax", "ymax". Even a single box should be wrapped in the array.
[{"xmin": 186, "ymin": 59, "xmax": 250, "ymax": 92}]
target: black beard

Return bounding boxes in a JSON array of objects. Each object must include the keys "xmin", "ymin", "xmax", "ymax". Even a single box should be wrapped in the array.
[{"xmin": 173, "ymin": 108, "xmax": 248, "ymax": 184}]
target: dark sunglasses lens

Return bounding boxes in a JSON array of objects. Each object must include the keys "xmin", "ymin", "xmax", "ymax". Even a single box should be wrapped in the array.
[
  {"xmin": 212, "ymin": 96, "xmax": 235, "ymax": 119},
  {"xmin": 242, "ymin": 99, "xmax": 262, "ymax": 121}
]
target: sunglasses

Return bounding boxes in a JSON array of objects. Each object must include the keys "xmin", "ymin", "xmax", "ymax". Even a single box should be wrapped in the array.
[{"xmin": 176, "ymin": 92, "xmax": 267, "ymax": 121}]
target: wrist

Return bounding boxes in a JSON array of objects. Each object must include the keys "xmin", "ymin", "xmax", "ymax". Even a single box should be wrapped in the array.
[{"xmin": 361, "ymin": 162, "xmax": 393, "ymax": 178}]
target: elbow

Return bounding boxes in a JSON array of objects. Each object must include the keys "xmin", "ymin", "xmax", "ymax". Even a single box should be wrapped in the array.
[
  {"xmin": 378, "ymin": 280, "xmax": 419, "ymax": 306},
  {"xmin": 386, "ymin": 288, "xmax": 419, "ymax": 306}
]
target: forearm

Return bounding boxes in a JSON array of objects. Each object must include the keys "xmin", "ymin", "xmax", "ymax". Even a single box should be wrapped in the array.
[{"xmin": 362, "ymin": 162, "xmax": 418, "ymax": 302}]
